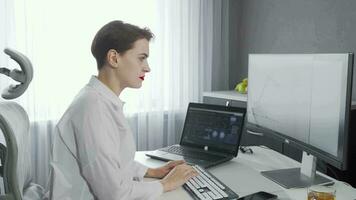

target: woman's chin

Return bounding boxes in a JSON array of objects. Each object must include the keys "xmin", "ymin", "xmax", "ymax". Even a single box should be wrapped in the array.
[{"xmin": 129, "ymin": 83, "xmax": 142, "ymax": 89}]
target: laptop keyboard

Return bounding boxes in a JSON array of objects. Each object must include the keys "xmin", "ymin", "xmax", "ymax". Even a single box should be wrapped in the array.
[
  {"xmin": 184, "ymin": 165, "xmax": 239, "ymax": 200},
  {"xmin": 162, "ymin": 145, "xmax": 225, "ymax": 161}
]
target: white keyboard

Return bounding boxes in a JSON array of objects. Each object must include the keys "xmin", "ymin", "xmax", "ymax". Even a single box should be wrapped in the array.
[{"xmin": 183, "ymin": 165, "xmax": 239, "ymax": 200}]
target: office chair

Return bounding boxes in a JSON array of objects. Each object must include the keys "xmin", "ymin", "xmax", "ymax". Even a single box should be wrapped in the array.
[{"xmin": 0, "ymin": 48, "xmax": 45, "ymax": 200}]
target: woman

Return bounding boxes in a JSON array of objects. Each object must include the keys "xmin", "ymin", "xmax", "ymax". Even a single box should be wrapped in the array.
[{"xmin": 49, "ymin": 20, "xmax": 197, "ymax": 200}]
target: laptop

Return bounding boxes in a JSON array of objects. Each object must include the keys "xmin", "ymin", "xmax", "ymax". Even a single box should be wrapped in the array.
[{"xmin": 146, "ymin": 102, "xmax": 246, "ymax": 168}]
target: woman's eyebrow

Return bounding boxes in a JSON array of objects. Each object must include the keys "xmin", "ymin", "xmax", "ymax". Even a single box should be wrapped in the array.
[{"xmin": 139, "ymin": 53, "xmax": 148, "ymax": 58}]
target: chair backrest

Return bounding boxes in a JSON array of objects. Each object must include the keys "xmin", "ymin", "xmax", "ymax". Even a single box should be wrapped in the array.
[{"xmin": 0, "ymin": 101, "xmax": 33, "ymax": 200}]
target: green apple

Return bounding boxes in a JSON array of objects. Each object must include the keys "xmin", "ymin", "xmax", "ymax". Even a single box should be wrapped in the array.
[
  {"xmin": 235, "ymin": 83, "xmax": 247, "ymax": 93},
  {"xmin": 242, "ymin": 78, "xmax": 248, "ymax": 85},
  {"xmin": 235, "ymin": 78, "xmax": 248, "ymax": 93}
]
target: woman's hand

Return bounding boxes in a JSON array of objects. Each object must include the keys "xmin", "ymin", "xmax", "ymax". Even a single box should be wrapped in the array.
[
  {"xmin": 159, "ymin": 164, "xmax": 198, "ymax": 192},
  {"xmin": 145, "ymin": 160, "xmax": 185, "ymax": 178}
]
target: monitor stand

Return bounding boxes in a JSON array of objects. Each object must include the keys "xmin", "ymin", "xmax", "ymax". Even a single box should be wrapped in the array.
[{"xmin": 261, "ymin": 151, "xmax": 334, "ymax": 189}]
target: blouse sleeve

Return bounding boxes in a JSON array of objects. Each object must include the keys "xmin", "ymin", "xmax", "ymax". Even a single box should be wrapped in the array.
[
  {"xmin": 131, "ymin": 160, "xmax": 149, "ymax": 180},
  {"xmin": 81, "ymin": 152, "xmax": 163, "ymax": 200}
]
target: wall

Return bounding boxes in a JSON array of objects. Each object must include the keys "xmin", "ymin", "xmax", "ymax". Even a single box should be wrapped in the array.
[
  {"xmin": 229, "ymin": 0, "xmax": 356, "ymax": 100},
  {"xmin": 228, "ymin": 0, "xmax": 242, "ymax": 90},
  {"xmin": 211, "ymin": 0, "xmax": 231, "ymax": 91}
]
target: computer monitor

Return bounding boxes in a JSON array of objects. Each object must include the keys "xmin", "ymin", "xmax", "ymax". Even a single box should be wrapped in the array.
[{"xmin": 246, "ymin": 53, "xmax": 354, "ymax": 188}]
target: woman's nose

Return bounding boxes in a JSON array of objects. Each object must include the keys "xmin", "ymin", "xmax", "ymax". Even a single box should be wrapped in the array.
[{"xmin": 143, "ymin": 64, "xmax": 151, "ymax": 73}]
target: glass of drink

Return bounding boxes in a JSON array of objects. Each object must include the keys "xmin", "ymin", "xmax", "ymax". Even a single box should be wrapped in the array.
[{"xmin": 307, "ymin": 185, "xmax": 336, "ymax": 200}]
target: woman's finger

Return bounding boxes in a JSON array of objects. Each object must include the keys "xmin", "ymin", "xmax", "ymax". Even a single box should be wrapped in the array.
[{"xmin": 169, "ymin": 160, "xmax": 185, "ymax": 167}]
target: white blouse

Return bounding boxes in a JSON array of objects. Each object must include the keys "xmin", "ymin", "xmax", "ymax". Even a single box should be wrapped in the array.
[{"xmin": 49, "ymin": 76, "xmax": 163, "ymax": 200}]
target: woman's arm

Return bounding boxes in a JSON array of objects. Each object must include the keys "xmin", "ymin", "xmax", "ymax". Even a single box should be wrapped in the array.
[{"xmin": 144, "ymin": 160, "xmax": 185, "ymax": 178}]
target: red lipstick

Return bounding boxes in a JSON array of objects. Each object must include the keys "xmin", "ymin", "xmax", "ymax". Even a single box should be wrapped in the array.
[{"xmin": 139, "ymin": 76, "xmax": 145, "ymax": 80}]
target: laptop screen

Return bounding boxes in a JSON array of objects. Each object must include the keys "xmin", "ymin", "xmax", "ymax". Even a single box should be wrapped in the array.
[{"xmin": 180, "ymin": 103, "xmax": 246, "ymax": 156}]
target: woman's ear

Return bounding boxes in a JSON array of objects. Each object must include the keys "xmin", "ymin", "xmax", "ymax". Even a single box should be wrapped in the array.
[{"xmin": 106, "ymin": 49, "xmax": 120, "ymax": 68}]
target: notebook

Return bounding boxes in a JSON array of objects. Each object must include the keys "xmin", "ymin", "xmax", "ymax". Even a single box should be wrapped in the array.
[{"xmin": 146, "ymin": 102, "xmax": 246, "ymax": 168}]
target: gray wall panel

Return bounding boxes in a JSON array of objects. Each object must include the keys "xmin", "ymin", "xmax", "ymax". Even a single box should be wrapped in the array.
[{"xmin": 229, "ymin": 0, "xmax": 356, "ymax": 100}]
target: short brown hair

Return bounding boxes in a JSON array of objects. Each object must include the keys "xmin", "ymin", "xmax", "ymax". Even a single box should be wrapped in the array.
[{"xmin": 91, "ymin": 20, "xmax": 154, "ymax": 70}]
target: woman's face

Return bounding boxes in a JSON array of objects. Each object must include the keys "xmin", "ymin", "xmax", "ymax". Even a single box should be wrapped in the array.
[{"xmin": 116, "ymin": 38, "xmax": 150, "ymax": 89}]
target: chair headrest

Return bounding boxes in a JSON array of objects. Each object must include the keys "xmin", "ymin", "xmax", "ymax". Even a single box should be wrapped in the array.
[{"xmin": 0, "ymin": 48, "xmax": 33, "ymax": 99}]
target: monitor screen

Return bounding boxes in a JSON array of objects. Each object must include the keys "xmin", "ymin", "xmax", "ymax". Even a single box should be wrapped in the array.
[
  {"xmin": 181, "ymin": 103, "xmax": 246, "ymax": 155},
  {"xmin": 247, "ymin": 53, "xmax": 353, "ymax": 170}
]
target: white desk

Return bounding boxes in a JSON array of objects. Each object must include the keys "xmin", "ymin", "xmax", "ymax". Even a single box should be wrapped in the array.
[{"xmin": 135, "ymin": 146, "xmax": 356, "ymax": 200}]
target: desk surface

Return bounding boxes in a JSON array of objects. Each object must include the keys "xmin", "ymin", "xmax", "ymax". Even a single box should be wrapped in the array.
[{"xmin": 135, "ymin": 146, "xmax": 356, "ymax": 200}]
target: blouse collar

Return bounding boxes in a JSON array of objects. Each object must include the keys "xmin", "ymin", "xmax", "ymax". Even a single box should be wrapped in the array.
[{"xmin": 87, "ymin": 76, "xmax": 124, "ymax": 108}]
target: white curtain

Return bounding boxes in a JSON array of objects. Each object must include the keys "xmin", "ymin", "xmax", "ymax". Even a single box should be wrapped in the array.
[{"xmin": 0, "ymin": 0, "xmax": 229, "ymax": 188}]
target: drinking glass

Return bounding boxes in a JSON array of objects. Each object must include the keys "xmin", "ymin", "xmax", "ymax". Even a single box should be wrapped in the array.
[{"xmin": 307, "ymin": 185, "xmax": 336, "ymax": 200}]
